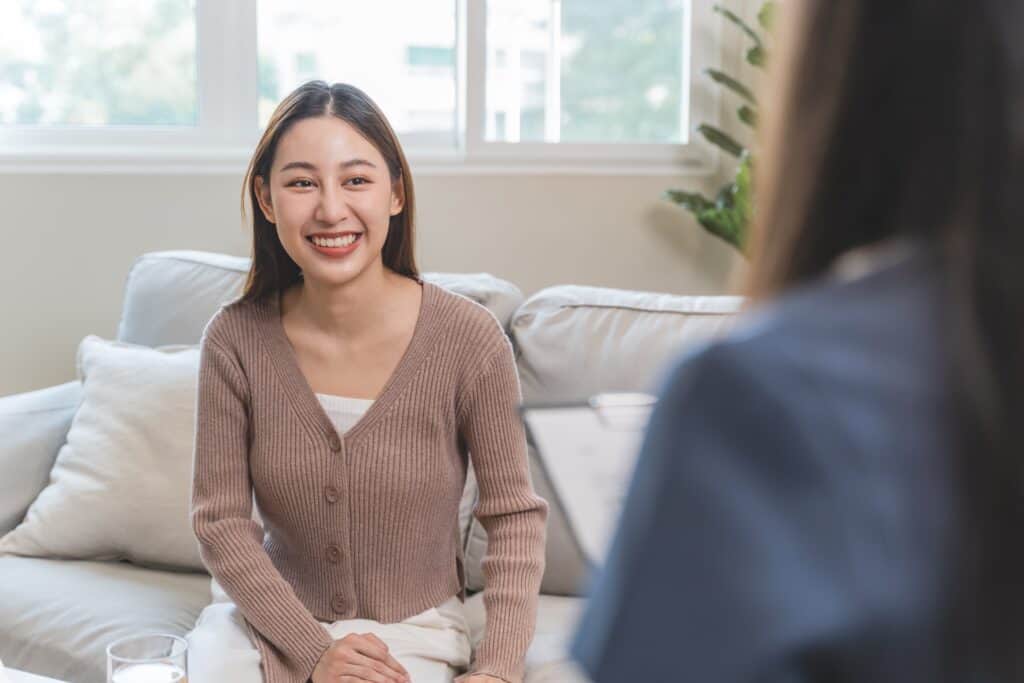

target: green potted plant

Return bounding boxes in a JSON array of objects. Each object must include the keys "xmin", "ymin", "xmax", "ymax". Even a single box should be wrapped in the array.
[{"xmin": 664, "ymin": 2, "xmax": 775, "ymax": 253}]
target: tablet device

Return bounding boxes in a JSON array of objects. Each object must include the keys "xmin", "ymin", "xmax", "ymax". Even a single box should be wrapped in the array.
[{"xmin": 519, "ymin": 393, "xmax": 655, "ymax": 566}]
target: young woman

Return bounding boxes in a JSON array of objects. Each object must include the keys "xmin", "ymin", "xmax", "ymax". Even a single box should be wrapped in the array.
[
  {"xmin": 186, "ymin": 81, "xmax": 548, "ymax": 683},
  {"xmin": 569, "ymin": 1, "xmax": 1024, "ymax": 682}
]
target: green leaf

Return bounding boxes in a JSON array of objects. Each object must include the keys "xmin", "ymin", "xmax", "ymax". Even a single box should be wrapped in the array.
[
  {"xmin": 713, "ymin": 4, "xmax": 763, "ymax": 47},
  {"xmin": 705, "ymin": 68, "xmax": 756, "ymax": 103},
  {"xmin": 746, "ymin": 45, "xmax": 766, "ymax": 67},
  {"xmin": 697, "ymin": 201, "xmax": 745, "ymax": 251},
  {"xmin": 698, "ymin": 124, "xmax": 744, "ymax": 158},
  {"xmin": 733, "ymin": 152, "xmax": 754, "ymax": 245},
  {"xmin": 758, "ymin": 2, "xmax": 777, "ymax": 31},
  {"xmin": 678, "ymin": 152, "xmax": 754, "ymax": 253},
  {"xmin": 737, "ymin": 104, "xmax": 758, "ymax": 128},
  {"xmin": 663, "ymin": 189, "xmax": 716, "ymax": 213}
]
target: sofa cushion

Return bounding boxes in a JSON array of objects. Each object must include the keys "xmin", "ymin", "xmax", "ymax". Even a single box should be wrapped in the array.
[
  {"xmin": 0, "ymin": 381, "xmax": 82, "ymax": 535},
  {"xmin": 464, "ymin": 286, "xmax": 742, "ymax": 597},
  {"xmin": 0, "ymin": 556, "xmax": 211, "ymax": 683},
  {"xmin": 116, "ymin": 250, "xmax": 249, "ymax": 347},
  {"xmin": 116, "ymin": 250, "xmax": 525, "ymax": 346},
  {"xmin": 0, "ymin": 336, "xmax": 204, "ymax": 571},
  {"xmin": 464, "ymin": 592, "xmax": 589, "ymax": 683},
  {"xmin": 512, "ymin": 285, "xmax": 742, "ymax": 404}
]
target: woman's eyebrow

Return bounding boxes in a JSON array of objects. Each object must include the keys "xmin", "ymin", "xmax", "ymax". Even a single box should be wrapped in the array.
[
  {"xmin": 279, "ymin": 159, "xmax": 377, "ymax": 173},
  {"xmin": 340, "ymin": 158, "xmax": 377, "ymax": 169}
]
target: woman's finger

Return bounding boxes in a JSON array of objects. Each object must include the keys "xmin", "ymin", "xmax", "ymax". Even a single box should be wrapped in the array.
[
  {"xmin": 337, "ymin": 662, "xmax": 394, "ymax": 682},
  {"xmin": 350, "ymin": 650, "xmax": 408, "ymax": 682},
  {"xmin": 349, "ymin": 633, "xmax": 389, "ymax": 661},
  {"xmin": 354, "ymin": 633, "xmax": 410, "ymax": 679},
  {"xmin": 365, "ymin": 632, "xmax": 411, "ymax": 678}
]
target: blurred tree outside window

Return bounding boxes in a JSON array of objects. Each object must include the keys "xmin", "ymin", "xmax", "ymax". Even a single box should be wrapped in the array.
[{"xmin": 0, "ymin": 0, "xmax": 197, "ymax": 126}]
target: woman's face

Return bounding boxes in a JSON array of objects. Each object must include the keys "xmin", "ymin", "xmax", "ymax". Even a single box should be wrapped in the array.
[{"xmin": 255, "ymin": 115, "xmax": 404, "ymax": 287}]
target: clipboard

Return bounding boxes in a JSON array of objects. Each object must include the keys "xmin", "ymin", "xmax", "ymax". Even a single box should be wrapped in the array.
[{"xmin": 519, "ymin": 392, "xmax": 657, "ymax": 567}]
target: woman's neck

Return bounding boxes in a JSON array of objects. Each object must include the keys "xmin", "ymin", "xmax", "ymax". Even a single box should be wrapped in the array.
[{"xmin": 288, "ymin": 267, "xmax": 404, "ymax": 340}]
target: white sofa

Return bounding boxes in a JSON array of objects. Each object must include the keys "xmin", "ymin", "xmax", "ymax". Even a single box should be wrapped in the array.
[{"xmin": 0, "ymin": 250, "xmax": 741, "ymax": 683}]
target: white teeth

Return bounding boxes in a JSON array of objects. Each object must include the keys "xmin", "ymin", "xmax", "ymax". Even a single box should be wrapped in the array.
[{"xmin": 312, "ymin": 234, "xmax": 358, "ymax": 248}]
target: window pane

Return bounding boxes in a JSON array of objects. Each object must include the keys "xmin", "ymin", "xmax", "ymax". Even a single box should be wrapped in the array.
[
  {"xmin": 0, "ymin": 0, "xmax": 197, "ymax": 126},
  {"xmin": 486, "ymin": 0, "xmax": 686, "ymax": 144},
  {"xmin": 258, "ymin": 1, "xmax": 457, "ymax": 142}
]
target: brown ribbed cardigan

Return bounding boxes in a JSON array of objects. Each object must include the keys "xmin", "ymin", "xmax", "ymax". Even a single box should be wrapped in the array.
[{"xmin": 190, "ymin": 279, "xmax": 549, "ymax": 683}]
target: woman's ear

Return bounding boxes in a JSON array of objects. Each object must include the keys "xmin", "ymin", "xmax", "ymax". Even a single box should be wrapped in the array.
[
  {"xmin": 255, "ymin": 175, "xmax": 276, "ymax": 224},
  {"xmin": 389, "ymin": 176, "xmax": 405, "ymax": 216}
]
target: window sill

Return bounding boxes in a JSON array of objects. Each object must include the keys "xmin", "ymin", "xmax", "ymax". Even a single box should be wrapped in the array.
[{"xmin": 0, "ymin": 145, "xmax": 721, "ymax": 177}]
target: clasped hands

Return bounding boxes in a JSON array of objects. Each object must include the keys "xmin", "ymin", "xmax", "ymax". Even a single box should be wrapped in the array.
[{"xmin": 310, "ymin": 631, "xmax": 505, "ymax": 683}]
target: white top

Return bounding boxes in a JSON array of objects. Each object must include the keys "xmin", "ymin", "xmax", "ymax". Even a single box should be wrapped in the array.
[{"xmin": 315, "ymin": 392, "xmax": 374, "ymax": 434}]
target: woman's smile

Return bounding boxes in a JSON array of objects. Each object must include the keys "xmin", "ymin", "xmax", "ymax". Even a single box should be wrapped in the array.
[{"xmin": 307, "ymin": 231, "xmax": 363, "ymax": 258}]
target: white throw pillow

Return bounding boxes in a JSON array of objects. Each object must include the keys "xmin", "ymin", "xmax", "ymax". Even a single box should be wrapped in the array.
[{"xmin": 0, "ymin": 335, "xmax": 204, "ymax": 571}]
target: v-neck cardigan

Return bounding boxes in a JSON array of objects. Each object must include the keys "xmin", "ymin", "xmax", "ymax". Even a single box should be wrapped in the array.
[{"xmin": 190, "ymin": 279, "xmax": 549, "ymax": 683}]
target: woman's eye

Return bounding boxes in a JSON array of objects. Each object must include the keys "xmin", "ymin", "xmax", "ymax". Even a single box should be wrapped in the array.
[
  {"xmin": 289, "ymin": 179, "xmax": 313, "ymax": 188},
  {"xmin": 346, "ymin": 177, "xmax": 369, "ymax": 186}
]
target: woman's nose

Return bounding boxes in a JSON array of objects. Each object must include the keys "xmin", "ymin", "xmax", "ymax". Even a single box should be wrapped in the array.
[{"xmin": 314, "ymin": 183, "xmax": 351, "ymax": 224}]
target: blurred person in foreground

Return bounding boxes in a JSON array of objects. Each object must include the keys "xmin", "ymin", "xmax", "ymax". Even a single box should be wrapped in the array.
[{"xmin": 568, "ymin": 1, "xmax": 1024, "ymax": 681}]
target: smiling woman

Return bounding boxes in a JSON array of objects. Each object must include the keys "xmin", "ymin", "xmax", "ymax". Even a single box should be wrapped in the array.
[
  {"xmin": 186, "ymin": 80, "xmax": 548, "ymax": 683},
  {"xmin": 253, "ymin": 115, "xmax": 405, "ymax": 284},
  {"xmin": 239, "ymin": 81, "xmax": 418, "ymax": 304}
]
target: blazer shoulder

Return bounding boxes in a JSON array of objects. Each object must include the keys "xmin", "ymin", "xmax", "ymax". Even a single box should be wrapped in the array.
[{"xmin": 653, "ymin": 323, "xmax": 806, "ymax": 438}]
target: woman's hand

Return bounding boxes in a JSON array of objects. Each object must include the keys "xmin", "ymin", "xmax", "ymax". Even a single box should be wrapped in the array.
[
  {"xmin": 311, "ymin": 632, "xmax": 411, "ymax": 683},
  {"xmin": 459, "ymin": 676, "xmax": 507, "ymax": 683}
]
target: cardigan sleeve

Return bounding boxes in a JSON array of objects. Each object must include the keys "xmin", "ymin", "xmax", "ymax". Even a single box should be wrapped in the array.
[
  {"xmin": 190, "ymin": 334, "xmax": 334, "ymax": 681},
  {"xmin": 453, "ymin": 337, "xmax": 549, "ymax": 683}
]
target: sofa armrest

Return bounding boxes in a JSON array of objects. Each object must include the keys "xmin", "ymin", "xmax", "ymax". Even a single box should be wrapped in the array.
[{"xmin": 0, "ymin": 381, "xmax": 82, "ymax": 535}]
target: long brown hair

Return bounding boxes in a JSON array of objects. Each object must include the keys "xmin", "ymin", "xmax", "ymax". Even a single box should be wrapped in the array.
[
  {"xmin": 746, "ymin": 2, "xmax": 1024, "ymax": 678},
  {"xmin": 237, "ymin": 81, "xmax": 419, "ymax": 305}
]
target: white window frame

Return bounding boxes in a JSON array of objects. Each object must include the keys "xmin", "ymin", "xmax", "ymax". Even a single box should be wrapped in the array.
[{"xmin": 0, "ymin": 0, "xmax": 728, "ymax": 175}]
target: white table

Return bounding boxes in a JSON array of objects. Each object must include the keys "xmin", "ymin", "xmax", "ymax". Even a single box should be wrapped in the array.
[{"xmin": 1, "ymin": 668, "xmax": 67, "ymax": 683}]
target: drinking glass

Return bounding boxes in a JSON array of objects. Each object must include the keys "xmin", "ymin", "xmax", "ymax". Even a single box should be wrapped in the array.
[{"xmin": 106, "ymin": 633, "xmax": 188, "ymax": 683}]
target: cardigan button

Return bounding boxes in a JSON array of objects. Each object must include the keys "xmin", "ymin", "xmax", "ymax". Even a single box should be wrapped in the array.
[
  {"xmin": 328, "ymin": 432, "xmax": 341, "ymax": 452},
  {"xmin": 324, "ymin": 485, "xmax": 340, "ymax": 504},
  {"xmin": 331, "ymin": 594, "xmax": 346, "ymax": 613},
  {"xmin": 326, "ymin": 544, "xmax": 342, "ymax": 564}
]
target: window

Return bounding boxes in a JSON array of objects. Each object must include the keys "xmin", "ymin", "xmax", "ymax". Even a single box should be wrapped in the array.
[
  {"xmin": 0, "ymin": 1, "xmax": 197, "ymax": 126},
  {"xmin": 0, "ymin": 0, "xmax": 726, "ymax": 173},
  {"xmin": 257, "ymin": 0, "xmax": 458, "ymax": 148},
  {"xmin": 484, "ymin": 0, "xmax": 684, "ymax": 144}
]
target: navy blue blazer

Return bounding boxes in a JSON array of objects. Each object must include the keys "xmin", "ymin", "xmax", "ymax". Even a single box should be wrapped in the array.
[{"xmin": 568, "ymin": 244, "xmax": 960, "ymax": 682}]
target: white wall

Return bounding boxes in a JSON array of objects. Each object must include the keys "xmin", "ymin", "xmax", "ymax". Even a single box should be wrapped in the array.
[
  {"xmin": 0, "ymin": 171, "xmax": 747, "ymax": 395},
  {"xmin": 0, "ymin": 2, "xmax": 761, "ymax": 397}
]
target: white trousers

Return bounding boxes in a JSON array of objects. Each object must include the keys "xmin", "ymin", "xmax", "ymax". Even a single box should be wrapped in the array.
[{"xmin": 186, "ymin": 578, "xmax": 473, "ymax": 683}]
